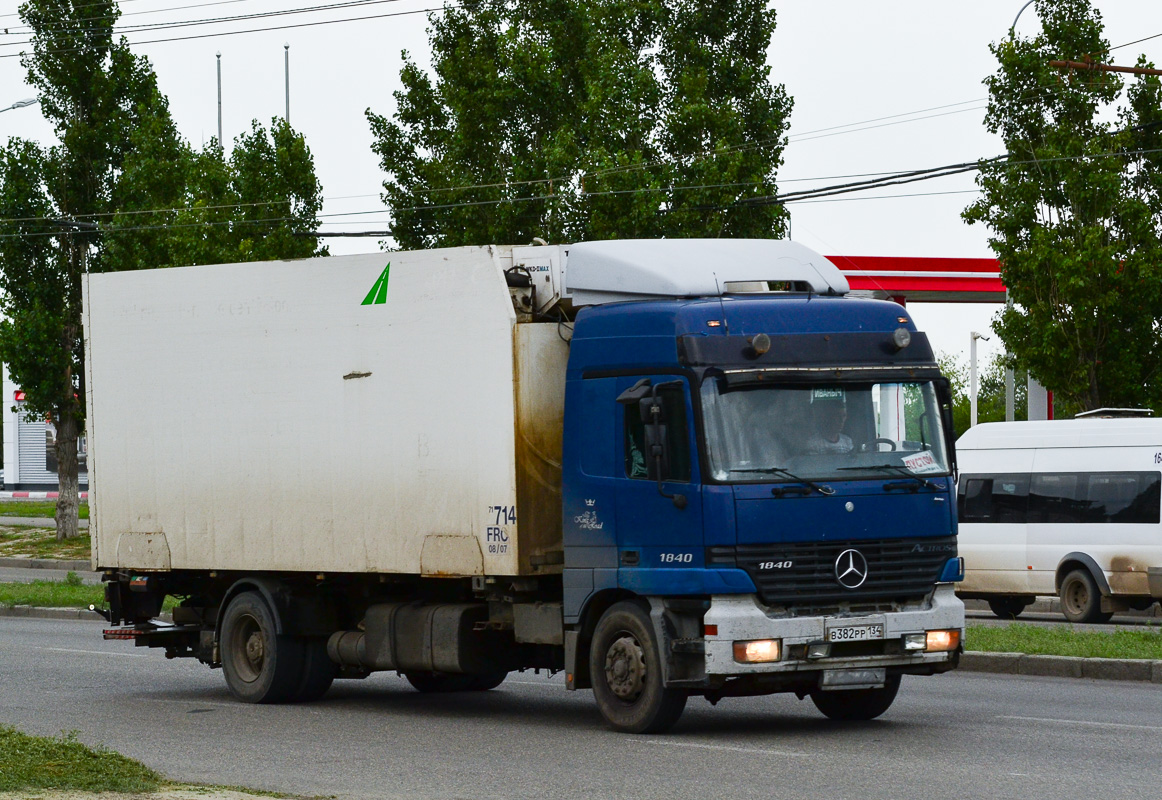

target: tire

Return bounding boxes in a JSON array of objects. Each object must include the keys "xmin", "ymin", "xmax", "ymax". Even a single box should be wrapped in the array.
[
  {"xmin": 467, "ymin": 671, "xmax": 508, "ymax": 691},
  {"xmin": 810, "ymin": 674, "xmax": 901, "ymax": 721},
  {"xmin": 1059, "ymin": 569, "xmax": 1114, "ymax": 624},
  {"xmin": 404, "ymin": 671, "xmax": 475, "ymax": 693},
  {"xmin": 589, "ymin": 601, "xmax": 688, "ymax": 734},
  {"xmin": 988, "ymin": 597, "xmax": 1028, "ymax": 620},
  {"xmin": 220, "ymin": 591, "xmax": 304, "ymax": 704},
  {"xmin": 293, "ymin": 637, "xmax": 336, "ymax": 702}
]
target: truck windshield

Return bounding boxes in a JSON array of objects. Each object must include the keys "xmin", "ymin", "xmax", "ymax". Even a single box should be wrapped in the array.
[{"xmin": 699, "ymin": 377, "xmax": 951, "ymax": 484}]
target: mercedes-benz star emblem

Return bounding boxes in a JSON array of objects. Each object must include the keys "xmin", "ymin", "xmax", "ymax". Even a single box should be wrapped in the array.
[{"xmin": 835, "ymin": 549, "xmax": 869, "ymax": 589}]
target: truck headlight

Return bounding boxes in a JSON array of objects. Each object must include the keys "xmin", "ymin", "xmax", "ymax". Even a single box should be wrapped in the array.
[
  {"xmin": 733, "ymin": 639, "xmax": 781, "ymax": 663},
  {"xmin": 903, "ymin": 633, "xmax": 927, "ymax": 651}
]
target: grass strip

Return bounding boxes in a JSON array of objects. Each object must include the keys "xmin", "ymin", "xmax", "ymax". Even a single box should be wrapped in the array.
[
  {"xmin": 0, "ymin": 577, "xmax": 177, "ymax": 611},
  {"xmin": 0, "ymin": 725, "xmax": 163, "ymax": 793},
  {"xmin": 0, "ymin": 528, "xmax": 91, "ymax": 560},
  {"xmin": 967, "ymin": 623, "xmax": 1162, "ymax": 660},
  {"xmin": 0, "ymin": 577, "xmax": 104, "ymax": 609},
  {"xmin": 0, "ymin": 500, "xmax": 89, "ymax": 519}
]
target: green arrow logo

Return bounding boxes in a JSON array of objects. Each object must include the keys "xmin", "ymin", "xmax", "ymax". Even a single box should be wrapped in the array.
[{"xmin": 362, "ymin": 262, "xmax": 391, "ymax": 305}]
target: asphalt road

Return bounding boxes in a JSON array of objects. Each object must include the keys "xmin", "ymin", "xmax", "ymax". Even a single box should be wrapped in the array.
[{"xmin": 2, "ymin": 617, "xmax": 1160, "ymax": 800}]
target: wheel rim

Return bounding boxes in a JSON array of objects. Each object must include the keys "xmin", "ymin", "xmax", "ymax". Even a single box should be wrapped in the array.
[
  {"xmin": 229, "ymin": 614, "xmax": 265, "ymax": 683},
  {"xmin": 1064, "ymin": 579, "xmax": 1088, "ymax": 616},
  {"xmin": 604, "ymin": 634, "xmax": 646, "ymax": 703}
]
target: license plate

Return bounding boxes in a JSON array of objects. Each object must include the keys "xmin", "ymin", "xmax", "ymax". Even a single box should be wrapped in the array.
[{"xmin": 826, "ymin": 624, "xmax": 885, "ymax": 642}]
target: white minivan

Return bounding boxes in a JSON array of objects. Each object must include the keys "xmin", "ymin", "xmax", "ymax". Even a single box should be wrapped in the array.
[{"xmin": 955, "ymin": 417, "xmax": 1162, "ymax": 622}]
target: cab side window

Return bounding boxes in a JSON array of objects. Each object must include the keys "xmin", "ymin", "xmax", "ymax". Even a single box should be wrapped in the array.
[{"xmin": 624, "ymin": 384, "xmax": 691, "ymax": 482}]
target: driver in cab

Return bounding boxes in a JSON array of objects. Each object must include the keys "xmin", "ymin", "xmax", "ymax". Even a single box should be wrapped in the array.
[{"xmin": 806, "ymin": 393, "xmax": 853, "ymax": 454}]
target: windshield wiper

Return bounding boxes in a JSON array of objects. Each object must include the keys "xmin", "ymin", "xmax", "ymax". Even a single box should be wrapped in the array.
[
  {"xmin": 729, "ymin": 467, "xmax": 836, "ymax": 496},
  {"xmin": 836, "ymin": 463, "xmax": 940, "ymax": 490}
]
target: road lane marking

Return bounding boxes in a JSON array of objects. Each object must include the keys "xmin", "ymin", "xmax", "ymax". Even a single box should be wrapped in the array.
[
  {"xmin": 997, "ymin": 715, "xmax": 1162, "ymax": 732},
  {"xmin": 633, "ymin": 740, "xmax": 811, "ymax": 757},
  {"xmin": 42, "ymin": 647, "xmax": 147, "ymax": 658}
]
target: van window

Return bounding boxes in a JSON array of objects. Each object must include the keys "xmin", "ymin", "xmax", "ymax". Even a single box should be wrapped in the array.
[
  {"xmin": 954, "ymin": 471, "xmax": 1162, "ymax": 525},
  {"xmin": 958, "ymin": 473, "xmax": 1028, "ymax": 523}
]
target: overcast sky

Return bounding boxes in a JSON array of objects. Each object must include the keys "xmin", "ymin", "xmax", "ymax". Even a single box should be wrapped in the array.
[{"xmin": 1, "ymin": 0, "xmax": 1159, "ymax": 365}]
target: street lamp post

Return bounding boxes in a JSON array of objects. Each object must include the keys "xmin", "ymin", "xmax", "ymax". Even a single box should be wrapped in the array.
[
  {"xmin": 216, "ymin": 51, "xmax": 223, "ymax": 147},
  {"xmin": 284, "ymin": 43, "xmax": 290, "ymax": 125},
  {"xmin": 0, "ymin": 98, "xmax": 38, "ymax": 114},
  {"xmin": 970, "ymin": 331, "xmax": 990, "ymax": 427}
]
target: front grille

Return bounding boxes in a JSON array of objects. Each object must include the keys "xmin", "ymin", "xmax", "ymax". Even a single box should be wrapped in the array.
[{"xmin": 707, "ymin": 536, "xmax": 956, "ymax": 607}]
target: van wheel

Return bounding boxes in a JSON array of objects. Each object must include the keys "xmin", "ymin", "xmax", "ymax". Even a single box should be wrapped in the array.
[
  {"xmin": 988, "ymin": 597, "xmax": 1028, "ymax": 620},
  {"xmin": 811, "ymin": 674, "xmax": 901, "ymax": 721},
  {"xmin": 590, "ymin": 601, "xmax": 687, "ymax": 734},
  {"xmin": 1060, "ymin": 569, "xmax": 1113, "ymax": 624},
  {"xmin": 221, "ymin": 591, "xmax": 304, "ymax": 703}
]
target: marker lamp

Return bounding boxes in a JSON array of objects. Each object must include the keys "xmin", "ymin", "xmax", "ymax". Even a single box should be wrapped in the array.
[
  {"xmin": 733, "ymin": 639, "xmax": 782, "ymax": 663},
  {"xmin": 925, "ymin": 629, "xmax": 960, "ymax": 652}
]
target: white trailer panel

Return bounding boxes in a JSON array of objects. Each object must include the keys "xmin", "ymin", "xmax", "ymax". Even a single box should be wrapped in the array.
[{"xmin": 84, "ymin": 246, "xmax": 562, "ymax": 576}]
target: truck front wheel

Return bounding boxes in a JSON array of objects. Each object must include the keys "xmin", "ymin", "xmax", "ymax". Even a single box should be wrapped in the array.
[
  {"xmin": 589, "ymin": 601, "xmax": 687, "ymax": 734},
  {"xmin": 810, "ymin": 674, "xmax": 901, "ymax": 721},
  {"xmin": 220, "ymin": 591, "xmax": 304, "ymax": 703}
]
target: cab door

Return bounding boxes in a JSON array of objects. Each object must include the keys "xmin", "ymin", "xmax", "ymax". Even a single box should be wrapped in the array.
[{"xmin": 613, "ymin": 376, "xmax": 704, "ymax": 574}]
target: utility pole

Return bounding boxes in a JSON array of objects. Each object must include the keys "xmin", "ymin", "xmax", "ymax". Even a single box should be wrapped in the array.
[
  {"xmin": 216, "ymin": 51, "xmax": 223, "ymax": 147},
  {"xmin": 1050, "ymin": 60, "xmax": 1162, "ymax": 77},
  {"xmin": 284, "ymin": 43, "xmax": 290, "ymax": 125}
]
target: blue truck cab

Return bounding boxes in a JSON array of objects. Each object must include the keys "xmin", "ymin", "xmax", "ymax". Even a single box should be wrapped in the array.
[{"xmin": 556, "ymin": 239, "xmax": 965, "ymax": 732}]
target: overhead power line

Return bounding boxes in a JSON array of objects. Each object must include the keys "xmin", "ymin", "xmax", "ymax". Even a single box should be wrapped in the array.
[
  {"xmin": 0, "ymin": 0, "xmax": 415, "ymax": 44},
  {"xmin": 0, "ymin": 4, "xmax": 452, "ymax": 59}
]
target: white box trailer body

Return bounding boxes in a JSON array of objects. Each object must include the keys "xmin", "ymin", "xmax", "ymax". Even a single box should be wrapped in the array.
[
  {"xmin": 83, "ymin": 246, "xmax": 567, "ymax": 578},
  {"xmin": 955, "ymin": 419, "xmax": 1162, "ymax": 621}
]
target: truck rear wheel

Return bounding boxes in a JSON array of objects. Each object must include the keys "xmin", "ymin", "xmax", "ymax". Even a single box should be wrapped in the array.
[
  {"xmin": 810, "ymin": 674, "xmax": 901, "ymax": 721},
  {"xmin": 221, "ymin": 591, "xmax": 304, "ymax": 703},
  {"xmin": 293, "ymin": 637, "xmax": 336, "ymax": 702},
  {"xmin": 589, "ymin": 601, "xmax": 687, "ymax": 734},
  {"xmin": 1060, "ymin": 569, "xmax": 1114, "ymax": 624}
]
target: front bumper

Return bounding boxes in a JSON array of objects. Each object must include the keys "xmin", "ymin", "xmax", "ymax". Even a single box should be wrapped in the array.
[{"xmin": 701, "ymin": 583, "xmax": 965, "ymax": 678}]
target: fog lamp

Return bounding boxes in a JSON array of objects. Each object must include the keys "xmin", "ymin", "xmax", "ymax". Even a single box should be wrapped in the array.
[
  {"xmin": 926, "ymin": 629, "xmax": 960, "ymax": 652},
  {"xmin": 733, "ymin": 639, "xmax": 781, "ymax": 663},
  {"xmin": 892, "ymin": 327, "xmax": 912, "ymax": 350},
  {"xmin": 903, "ymin": 633, "xmax": 927, "ymax": 651},
  {"xmin": 749, "ymin": 333, "xmax": 772, "ymax": 356}
]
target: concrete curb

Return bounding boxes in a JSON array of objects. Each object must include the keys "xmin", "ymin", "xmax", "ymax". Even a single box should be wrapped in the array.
[
  {"xmin": 0, "ymin": 491, "xmax": 89, "ymax": 500},
  {"xmin": 961, "ymin": 650, "xmax": 1162, "ymax": 683},
  {"xmin": 0, "ymin": 557, "xmax": 92, "ymax": 572},
  {"xmin": 0, "ymin": 605, "xmax": 103, "ymax": 620}
]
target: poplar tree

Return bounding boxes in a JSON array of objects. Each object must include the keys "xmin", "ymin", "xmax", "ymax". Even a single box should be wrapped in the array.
[
  {"xmin": 368, "ymin": 0, "xmax": 791, "ymax": 248},
  {"xmin": 964, "ymin": 0, "xmax": 1162, "ymax": 412}
]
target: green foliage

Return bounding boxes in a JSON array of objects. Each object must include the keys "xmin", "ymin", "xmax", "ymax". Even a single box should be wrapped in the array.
[
  {"xmin": 104, "ymin": 117, "xmax": 327, "ymax": 269},
  {"xmin": 963, "ymin": 0, "xmax": 1162, "ymax": 412},
  {"xmin": 0, "ymin": 725, "xmax": 163, "ymax": 793},
  {"xmin": 64, "ymin": 570, "xmax": 83, "ymax": 587},
  {"xmin": 967, "ymin": 623, "xmax": 1162, "ymax": 660},
  {"xmin": 939, "ymin": 351, "xmax": 1028, "ymax": 438},
  {"xmin": 368, "ymin": 0, "xmax": 791, "ymax": 248}
]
